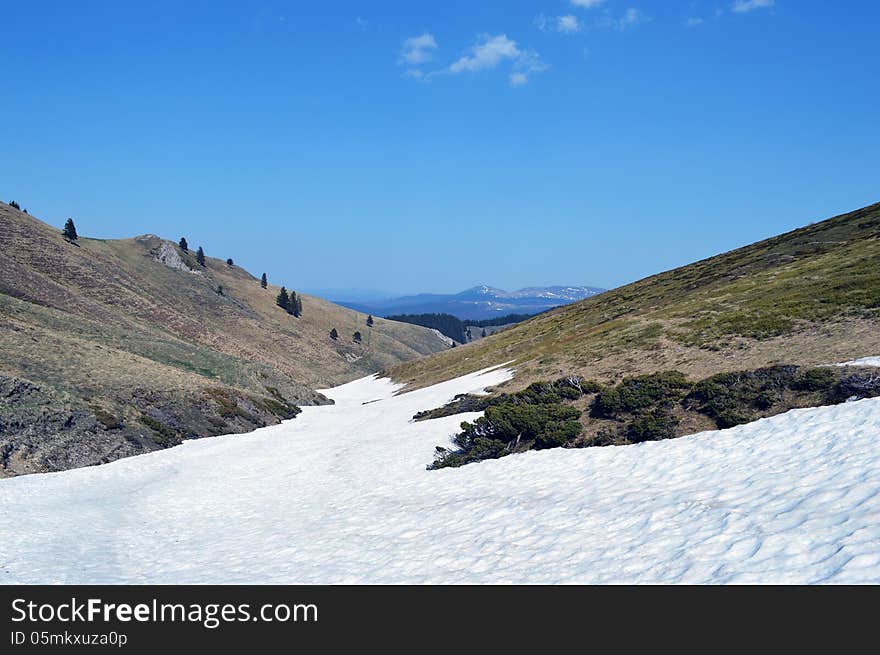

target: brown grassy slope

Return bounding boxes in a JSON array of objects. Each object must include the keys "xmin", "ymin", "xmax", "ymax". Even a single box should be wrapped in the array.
[
  {"xmin": 391, "ymin": 202, "xmax": 880, "ymax": 391},
  {"xmin": 0, "ymin": 202, "xmax": 447, "ymax": 475}
]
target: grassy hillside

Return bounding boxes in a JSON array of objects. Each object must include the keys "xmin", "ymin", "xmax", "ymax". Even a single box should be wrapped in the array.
[
  {"xmin": 391, "ymin": 202, "xmax": 880, "ymax": 390},
  {"xmin": 0, "ymin": 202, "xmax": 447, "ymax": 476}
]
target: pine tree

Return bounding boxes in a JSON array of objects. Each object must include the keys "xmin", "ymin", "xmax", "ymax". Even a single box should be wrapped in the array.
[
  {"xmin": 260, "ymin": 273, "xmax": 267, "ymax": 289},
  {"xmin": 366, "ymin": 315, "xmax": 374, "ymax": 328},
  {"xmin": 292, "ymin": 292, "xmax": 303, "ymax": 316},
  {"xmin": 353, "ymin": 331, "xmax": 362, "ymax": 344},
  {"xmin": 62, "ymin": 218, "xmax": 78, "ymax": 241},
  {"xmin": 226, "ymin": 258, "xmax": 233, "ymax": 266},
  {"xmin": 9, "ymin": 200, "xmax": 20, "ymax": 210},
  {"xmin": 196, "ymin": 246, "xmax": 205, "ymax": 266},
  {"xmin": 216, "ymin": 285, "xmax": 224, "ymax": 296},
  {"xmin": 276, "ymin": 286, "xmax": 290, "ymax": 311},
  {"xmin": 179, "ymin": 237, "xmax": 188, "ymax": 252},
  {"xmin": 481, "ymin": 328, "xmax": 487, "ymax": 338},
  {"xmin": 329, "ymin": 328, "xmax": 338, "ymax": 340}
]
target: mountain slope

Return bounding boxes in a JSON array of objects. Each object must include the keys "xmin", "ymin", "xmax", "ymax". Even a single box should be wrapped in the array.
[
  {"xmin": 339, "ymin": 284, "xmax": 605, "ymax": 320},
  {"xmin": 0, "ymin": 202, "xmax": 448, "ymax": 476},
  {"xmin": 391, "ymin": 202, "xmax": 880, "ymax": 390}
]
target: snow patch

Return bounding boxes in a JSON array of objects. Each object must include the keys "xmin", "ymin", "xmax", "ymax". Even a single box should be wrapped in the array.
[
  {"xmin": 1, "ymin": 364, "xmax": 879, "ymax": 584},
  {"xmin": 837, "ymin": 356, "xmax": 880, "ymax": 367}
]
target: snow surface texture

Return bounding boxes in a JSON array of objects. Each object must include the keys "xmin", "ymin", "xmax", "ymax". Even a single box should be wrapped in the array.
[
  {"xmin": 2, "ymin": 365, "xmax": 880, "ymax": 584},
  {"xmin": 838, "ymin": 356, "xmax": 880, "ymax": 367}
]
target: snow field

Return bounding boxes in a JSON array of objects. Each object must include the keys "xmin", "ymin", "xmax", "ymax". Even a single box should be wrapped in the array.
[{"xmin": 1, "ymin": 363, "xmax": 879, "ymax": 584}]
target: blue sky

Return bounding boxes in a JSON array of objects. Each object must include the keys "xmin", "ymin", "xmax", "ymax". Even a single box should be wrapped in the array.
[{"xmin": 2, "ymin": 1, "xmax": 878, "ymax": 295}]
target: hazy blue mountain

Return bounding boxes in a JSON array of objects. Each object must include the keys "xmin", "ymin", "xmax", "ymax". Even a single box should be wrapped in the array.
[{"xmin": 336, "ymin": 285, "xmax": 606, "ymax": 321}]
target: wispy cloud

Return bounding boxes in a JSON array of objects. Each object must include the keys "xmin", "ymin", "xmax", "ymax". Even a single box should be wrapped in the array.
[
  {"xmin": 685, "ymin": 16, "xmax": 706, "ymax": 28},
  {"xmin": 400, "ymin": 33, "xmax": 438, "ymax": 65},
  {"xmin": 398, "ymin": 33, "xmax": 438, "ymax": 78},
  {"xmin": 731, "ymin": 0, "xmax": 775, "ymax": 13},
  {"xmin": 449, "ymin": 34, "xmax": 547, "ymax": 86},
  {"xmin": 535, "ymin": 13, "xmax": 582, "ymax": 34},
  {"xmin": 557, "ymin": 14, "xmax": 582, "ymax": 33},
  {"xmin": 619, "ymin": 8, "xmax": 646, "ymax": 29},
  {"xmin": 571, "ymin": 0, "xmax": 605, "ymax": 7},
  {"xmin": 595, "ymin": 7, "xmax": 649, "ymax": 31}
]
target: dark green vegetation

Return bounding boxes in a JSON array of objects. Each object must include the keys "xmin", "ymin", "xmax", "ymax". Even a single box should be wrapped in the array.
[
  {"xmin": 62, "ymin": 218, "xmax": 78, "ymax": 241},
  {"xmin": 431, "ymin": 403, "xmax": 582, "ymax": 469},
  {"xmin": 426, "ymin": 365, "xmax": 880, "ymax": 469},
  {"xmin": 0, "ymin": 201, "xmax": 449, "ymax": 476},
  {"xmin": 469, "ymin": 311, "xmax": 543, "ymax": 327},
  {"xmin": 387, "ymin": 311, "xmax": 543, "ymax": 344},
  {"xmin": 276, "ymin": 286, "xmax": 303, "ymax": 316},
  {"xmin": 392, "ymin": 202, "xmax": 880, "ymax": 391},
  {"xmin": 386, "ymin": 313, "xmax": 467, "ymax": 343}
]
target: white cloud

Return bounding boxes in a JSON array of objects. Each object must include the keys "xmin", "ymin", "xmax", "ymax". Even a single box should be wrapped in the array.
[
  {"xmin": 619, "ymin": 8, "xmax": 645, "ymax": 28},
  {"xmin": 732, "ymin": 0, "xmax": 775, "ymax": 13},
  {"xmin": 593, "ymin": 7, "xmax": 649, "ymax": 31},
  {"xmin": 571, "ymin": 0, "xmax": 605, "ymax": 7},
  {"xmin": 685, "ymin": 17, "xmax": 706, "ymax": 27},
  {"xmin": 557, "ymin": 14, "xmax": 581, "ymax": 33},
  {"xmin": 399, "ymin": 33, "xmax": 438, "ymax": 65},
  {"xmin": 450, "ymin": 34, "xmax": 519, "ymax": 73},
  {"xmin": 536, "ymin": 13, "xmax": 582, "ymax": 33},
  {"xmin": 448, "ymin": 34, "xmax": 546, "ymax": 86}
]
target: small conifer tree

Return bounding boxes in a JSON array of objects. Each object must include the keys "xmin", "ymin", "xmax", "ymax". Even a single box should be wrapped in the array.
[
  {"xmin": 366, "ymin": 315, "xmax": 374, "ymax": 328},
  {"xmin": 353, "ymin": 331, "xmax": 362, "ymax": 344},
  {"xmin": 330, "ymin": 328, "xmax": 338, "ymax": 340},
  {"xmin": 179, "ymin": 237, "xmax": 188, "ymax": 252},
  {"xmin": 196, "ymin": 246, "xmax": 205, "ymax": 266},
  {"xmin": 9, "ymin": 200, "xmax": 20, "ymax": 210},
  {"xmin": 481, "ymin": 328, "xmax": 487, "ymax": 338},
  {"xmin": 226, "ymin": 258, "xmax": 233, "ymax": 266},
  {"xmin": 260, "ymin": 273, "xmax": 267, "ymax": 289},
  {"xmin": 62, "ymin": 218, "xmax": 78, "ymax": 241},
  {"xmin": 276, "ymin": 286, "xmax": 290, "ymax": 311}
]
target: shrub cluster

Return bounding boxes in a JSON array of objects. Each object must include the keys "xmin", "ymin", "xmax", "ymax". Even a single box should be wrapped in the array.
[
  {"xmin": 415, "ymin": 376, "xmax": 601, "ymax": 422},
  {"xmin": 591, "ymin": 371, "xmax": 690, "ymax": 419},
  {"xmin": 425, "ymin": 363, "xmax": 872, "ymax": 469},
  {"xmin": 429, "ymin": 402, "xmax": 582, "ymax": 469},
  {"xmin": 686, "ymin": 365, "xmax": 797, "ymax": 428}
]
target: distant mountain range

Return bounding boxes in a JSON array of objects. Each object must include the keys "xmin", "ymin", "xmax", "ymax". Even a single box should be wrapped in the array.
[
  {"xmin": 336, "ymin": 285, "xmax": 607, "ymax": 321},
  {"xmin": 390, "ymin": 201, "xmax": 880, "ymax": 391}
]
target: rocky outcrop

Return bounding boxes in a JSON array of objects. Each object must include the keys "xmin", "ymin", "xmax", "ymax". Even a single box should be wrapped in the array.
[{"xmin": 0, "ymin": 374, "xmax": 327, "ymax": 477}]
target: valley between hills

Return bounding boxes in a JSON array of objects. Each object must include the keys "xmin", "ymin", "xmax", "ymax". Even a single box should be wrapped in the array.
[{"xmin": 0, "ymin": 202, "xmax": 449, "ymax": 476}]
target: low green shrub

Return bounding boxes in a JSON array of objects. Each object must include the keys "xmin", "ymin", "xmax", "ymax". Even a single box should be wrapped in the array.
[
  {"xmin": 429, "ymin": 402, "xmax": 582, "ymax": 469},
  {"xmin": 684, "ymin": 365, "xmax": 798, "ymax": 428},
  {"xmin": 626, "ymin": 408, "xmax": 680, "ymax": 443},
  {"xmin": 591, "ymin": 371, "xmax": 690, "ymax": 418},
  {"xmin": 792, "ymin": 367, "xmax": 836, "ymax": 392}
]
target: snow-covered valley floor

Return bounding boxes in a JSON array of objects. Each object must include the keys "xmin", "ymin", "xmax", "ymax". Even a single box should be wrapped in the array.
[{"xmin": 2, "ymin": 365, "xmax": 880, "ymax": 584}]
